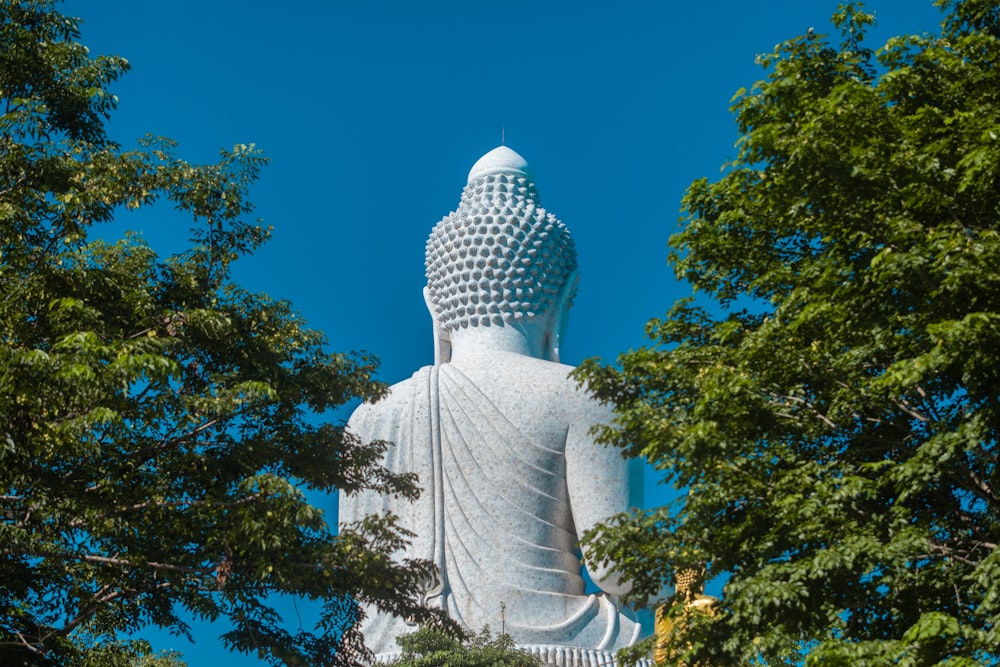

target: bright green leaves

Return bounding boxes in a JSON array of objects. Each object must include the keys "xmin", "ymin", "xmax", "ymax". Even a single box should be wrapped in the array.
[
  {"xmin": 385, "ymin": 626, "xmax": 541, "ymax": 667},
  {"xmin": 0, "ymin": 1, "xmax": 128, "ymax": 145},
  {"xmin": 0, "ymin": 3, "xmax": 434, "ymax": 666},
  {"xmin": 577, "ymin": 2, "xmax": 1000, "ymax": 665}
]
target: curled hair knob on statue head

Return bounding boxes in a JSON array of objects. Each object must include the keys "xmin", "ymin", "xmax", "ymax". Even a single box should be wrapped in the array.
[{"xmin": 424, "ymin": 146, "xmax": 579, "ymax": 362}]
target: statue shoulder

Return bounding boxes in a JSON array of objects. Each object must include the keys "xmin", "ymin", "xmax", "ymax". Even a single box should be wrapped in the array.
[
  {"xmin": 348, "ymin": 365, "xmax": 434, "ymax": 427},
  {"xmin": 532, "ymin": 357, "xmax": 605, "ymax": 395},
  {"xmin": 503, "ymin": 354, "xmax": 579, "ymax": 383},
  {"xmin": 495, "ymin": 355, "xmax": 612, "ymax": 420}
]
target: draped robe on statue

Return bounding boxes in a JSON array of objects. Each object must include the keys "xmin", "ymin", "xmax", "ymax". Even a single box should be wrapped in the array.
[{"xmin": 340, "ymin": 355, "xmax": 647, "ymax": 664}]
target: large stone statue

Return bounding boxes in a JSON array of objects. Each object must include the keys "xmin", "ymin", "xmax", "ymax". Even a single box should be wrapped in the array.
[{"xmin": 339, "ymin": 146, "xmax": 650, "ymax": 666}]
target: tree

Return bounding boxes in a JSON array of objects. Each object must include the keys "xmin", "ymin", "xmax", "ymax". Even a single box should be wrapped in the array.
[
  {"xmin": 133, "ymin": 651, "xmax": 187, "ymax": 667},
  {"xmin": 576, "ymin": 1, "xmax": 1000, "ymax": 665},
  {"xmin": 385, "ymin": 626, "xmax": 541, "ymax": 667},
  {"xmin": 0, "ymin": 2, "xmax": 445, "ymax": 665}
]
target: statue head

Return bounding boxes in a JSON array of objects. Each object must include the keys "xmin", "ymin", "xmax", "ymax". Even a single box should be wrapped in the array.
[{"xmin": 425, "ymin": 146, "xmax": 579, "ymax": 362}]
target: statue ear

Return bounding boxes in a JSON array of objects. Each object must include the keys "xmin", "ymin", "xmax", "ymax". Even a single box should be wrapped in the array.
[
  {"xmin": 424, "ymin": 286, "xmax": 451, "ymax": 365},
  {"xmin": 545, "ymin": 270, "xmax": 579, "ymax": 363}
]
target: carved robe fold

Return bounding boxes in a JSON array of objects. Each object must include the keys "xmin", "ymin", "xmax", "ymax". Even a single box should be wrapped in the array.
[{"xmin": 339, "ymin": 362, "xmax": 647, "ymax": 660}]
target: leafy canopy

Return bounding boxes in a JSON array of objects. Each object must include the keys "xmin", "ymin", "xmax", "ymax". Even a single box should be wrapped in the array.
[
  {"xmin": 576, "ymin": 1, "xmax": 1000, "ymax": 665},
  {"xmin": 0, "ymin": 1, "xmax": 445, "ymax": 665},
  {"xmin": 385, "ymin": 626, "xmax": 541, "ymax": 667}
]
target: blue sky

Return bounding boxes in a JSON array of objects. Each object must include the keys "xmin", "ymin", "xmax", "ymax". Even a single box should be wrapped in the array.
[{"xmin": 63, "ymin": 0, "xmax": 944, "ymax": 664}]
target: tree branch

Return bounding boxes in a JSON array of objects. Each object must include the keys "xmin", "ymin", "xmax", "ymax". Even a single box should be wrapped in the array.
[
  {"xmin": 769, "ymin": 391, "xmax": 837, "ymax": 429},
  {"xmin": 69, "ymin": 491, "xmax": 266, "ymax": 527},
  {"xmin": 0, "ymin": 547, "xmax": 216, "ymax": 576}
]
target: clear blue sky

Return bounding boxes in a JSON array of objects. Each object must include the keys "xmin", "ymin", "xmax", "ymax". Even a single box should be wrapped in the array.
[{"xmin": 63, "ymin": 0, "xmax": 944, "ymax": 664}]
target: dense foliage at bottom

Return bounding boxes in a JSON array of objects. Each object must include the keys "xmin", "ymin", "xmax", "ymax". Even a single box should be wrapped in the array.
[{"xmin": 385, "ymin": 627, "xmax": 540, "ymax": 667}]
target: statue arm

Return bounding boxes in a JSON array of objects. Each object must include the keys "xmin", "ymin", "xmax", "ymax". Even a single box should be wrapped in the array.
[{"xmin": 564, "ymin": 397, "xmax": 641, "ymax": 597}]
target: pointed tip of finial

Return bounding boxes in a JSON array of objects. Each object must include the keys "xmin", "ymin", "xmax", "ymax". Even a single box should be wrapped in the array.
[{"xmin": 501, "ymin": 126, "xmax": 505, "ymax": 146}]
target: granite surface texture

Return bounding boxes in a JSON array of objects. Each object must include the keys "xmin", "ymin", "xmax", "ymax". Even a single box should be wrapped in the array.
[{"xmin": 339, "ymin": 147, "xmax": 652, "ymax": 667}]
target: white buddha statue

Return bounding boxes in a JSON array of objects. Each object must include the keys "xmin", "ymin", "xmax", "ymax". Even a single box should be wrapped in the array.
[{"xmin": 339, "ymin": 146, "xmax": 650, "ymax": 667}]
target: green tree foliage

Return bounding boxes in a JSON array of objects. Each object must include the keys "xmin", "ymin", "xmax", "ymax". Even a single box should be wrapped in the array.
[
  {"xmin": 576, "ymin": 1, "xmax": 1000, "ymax": 664},
  {"xmin": 131, "ymin": 650, "xmax": 187, "ymax": 667},
  {"xmin": 0, "ymin": 2, "xmax": 445, "ymax": 665},
  {"xmin": 385, "ymin": 626, "xmax": 541, "ymax": 667},
  {"xmin": 79, "ymin": 645, "xmax": 187, "ymax": 667}
]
